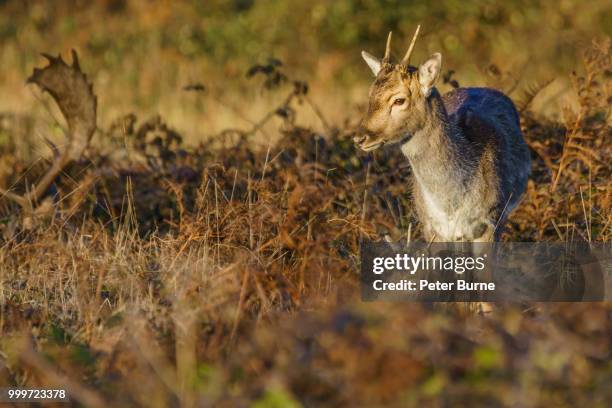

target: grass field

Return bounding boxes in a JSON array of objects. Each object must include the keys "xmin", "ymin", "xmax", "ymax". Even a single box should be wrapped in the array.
[{"xmin": 0, "ymin": 1, "xmax": 610, "ymax": 407}]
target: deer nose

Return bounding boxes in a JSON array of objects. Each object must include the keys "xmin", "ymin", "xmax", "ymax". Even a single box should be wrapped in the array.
[
  {"xmin": 354, "ymin": 126, "xmax": 370, "ymax": 145},
  {"xmin": 353, "ymin": 134, "xmax": 367, "ymax": 145}
]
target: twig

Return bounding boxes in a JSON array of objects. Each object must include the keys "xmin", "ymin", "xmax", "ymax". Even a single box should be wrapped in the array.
[
  {"xmin": 359, "ymin": 164, "xmax": 371, "ymax": 243},
  {"xmin": 304, "ymin": 95, "xmax": 331, "ymax": 132}
]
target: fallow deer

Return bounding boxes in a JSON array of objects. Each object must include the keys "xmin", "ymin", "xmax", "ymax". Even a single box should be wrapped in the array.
[{"xmin": 355, "ymin": 26, "xmax": 531, "ymax": 242}]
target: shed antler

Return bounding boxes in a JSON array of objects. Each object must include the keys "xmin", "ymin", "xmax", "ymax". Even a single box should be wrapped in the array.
[{"xmin": 0, "ymin": 50, "xmax": 96, "ymax": 223}]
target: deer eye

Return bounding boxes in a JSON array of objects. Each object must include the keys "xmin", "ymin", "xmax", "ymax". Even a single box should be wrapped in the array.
[{"xmin": 393, "ymin": 98, "xmax": 406, "ymax": 106}]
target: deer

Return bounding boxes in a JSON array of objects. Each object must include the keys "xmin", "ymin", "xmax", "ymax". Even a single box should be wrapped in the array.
[{"xmin": 354, "ymin": 26, "xmax": 531, "ymax": 242}]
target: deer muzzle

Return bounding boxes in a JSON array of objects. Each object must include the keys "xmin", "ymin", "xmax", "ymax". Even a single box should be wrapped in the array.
[{"xmin": 354, "ymin": 127, "xmax": 384, "ymax": 152}]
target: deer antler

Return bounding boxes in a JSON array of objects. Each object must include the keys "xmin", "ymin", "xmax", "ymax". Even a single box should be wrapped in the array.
[
  {"xmin": 401, "ymin": 25, "xmax": 421, "ymax": 66},
  {"xmin": 383, "ymin": 31, "xmax": 393, "ymax": 63},
  {"xmin": 0, "ymin": 50, "xmax": 96, "ymax": 223}
]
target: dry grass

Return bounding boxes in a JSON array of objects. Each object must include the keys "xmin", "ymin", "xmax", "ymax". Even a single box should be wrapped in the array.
[{"xmin": 0, "ymin": 37, "xmax": 610, "ymax": 407}]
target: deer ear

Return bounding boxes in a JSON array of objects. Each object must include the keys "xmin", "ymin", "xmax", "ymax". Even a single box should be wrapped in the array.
[
  {"xmin": 361, "ymin": 51, "xmax": 382, "ymax": 76},
  {"xmin": 418, "ymin": 53, "xmax": 442, "ymax": 97}
]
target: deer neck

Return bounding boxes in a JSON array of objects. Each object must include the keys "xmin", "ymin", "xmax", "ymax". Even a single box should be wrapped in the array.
[{"xmin": 400, "ymin": 90, "xmax": 473, "ymax": 208}]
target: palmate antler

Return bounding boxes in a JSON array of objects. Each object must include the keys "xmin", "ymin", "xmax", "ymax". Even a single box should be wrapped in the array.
[{"xmin": 0, "ymin": 50, "xmax": 96, "ymax": 227}]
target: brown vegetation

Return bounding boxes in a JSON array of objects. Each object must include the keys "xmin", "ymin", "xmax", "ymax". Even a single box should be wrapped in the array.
[{"xmin": 0, "ymin": 37, "xmax": 610, "ymax": 407}]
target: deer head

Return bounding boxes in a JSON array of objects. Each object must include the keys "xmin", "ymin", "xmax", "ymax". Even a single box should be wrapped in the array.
[{"xmin": 354, "ymin": 26, "xmax": 442, "ymax": 151}]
